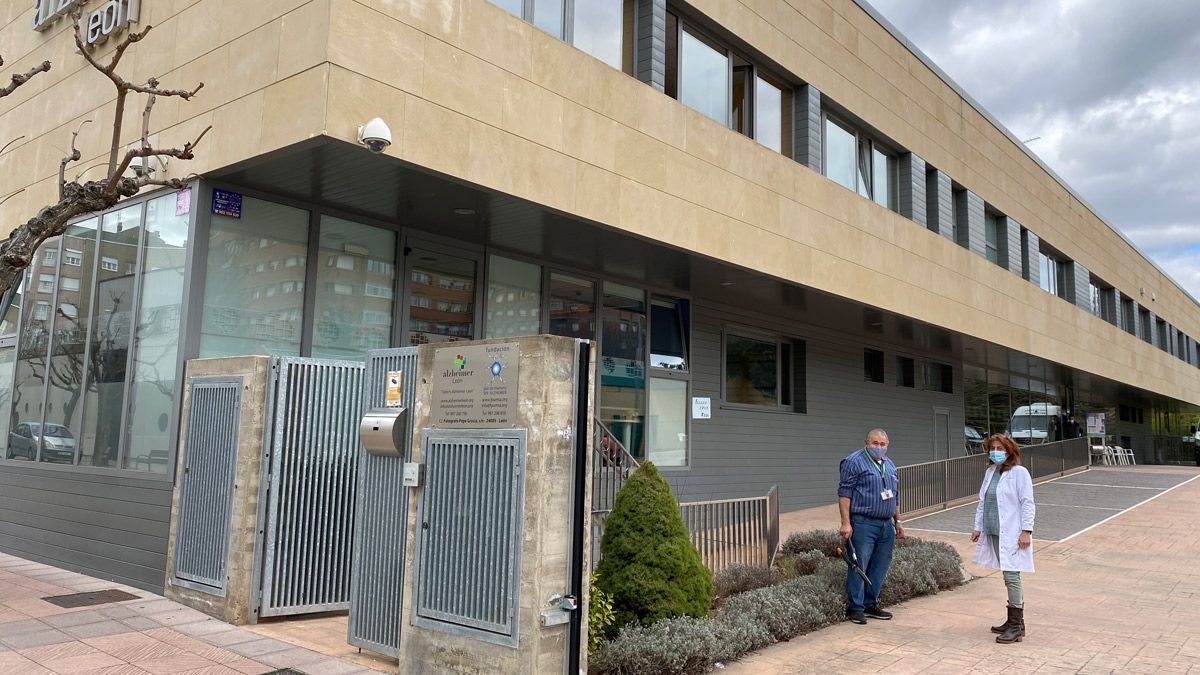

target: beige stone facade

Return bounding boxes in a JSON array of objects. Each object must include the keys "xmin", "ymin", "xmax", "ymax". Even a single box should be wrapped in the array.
[{"xmin": 0, "ymin": 0, "xmax": 1196, "ymax": 408}]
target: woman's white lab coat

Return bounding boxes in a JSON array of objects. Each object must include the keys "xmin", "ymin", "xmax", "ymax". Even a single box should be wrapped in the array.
[{"xmin": 972, "ymin": 464, "xmax": 1036, "ymax": 573}]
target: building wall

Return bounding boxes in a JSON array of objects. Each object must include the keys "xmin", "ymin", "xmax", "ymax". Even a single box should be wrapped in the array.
[
  {"xmin": 312, "ymin": 0, "xmax": 1200, "ymax": 407},
  {"xmin": 0, "ymin": 463, "xmax": 172, "ymax": 590},
  {"xmin": 672, "ymin": 299, "xmax": 964, "ymax": 511}
]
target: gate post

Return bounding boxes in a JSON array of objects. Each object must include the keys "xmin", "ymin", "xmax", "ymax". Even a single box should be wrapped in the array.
[
  {"xmin": 164, "ymin": 356, "xmax": 272, "ymax": 625},
  {"xmin": 397, "ymin": 335, "xmax": 594, "ymax": 674}
]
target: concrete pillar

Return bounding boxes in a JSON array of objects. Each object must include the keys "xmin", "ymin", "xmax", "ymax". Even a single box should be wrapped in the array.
[
  {"xmin": 925, "ymin": 168, "xmax": 954, "ymax": 241},
  {"xmin": 635, "ymin": 0, "xmax": 666, "ymax": 92},
  {"xmin": 164, "ymin": 356, "xmax": 271, "ymax": 625},
  {"xmin": 793, "ymin": 84, "xmax": 822, "ymax": 171},
  {"xmin": 954, "ymin": 189, "xmax": 985, "ymax": 256},
  {"xmin": 998, "ymin": 216, "xmax": 1022, "ymax": 276},
  {"xmin": 897, "ymin": 153, "xmax": 927, "ymax": 227},
  {"xmin": 398, "ymin": 336, "xmax": 594, "ymax": 674}
]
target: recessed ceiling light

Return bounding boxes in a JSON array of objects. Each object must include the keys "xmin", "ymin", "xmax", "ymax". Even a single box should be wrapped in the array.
[
  {"xmin": 720, "ymin": 281, "xmax": 736, "ymax": 287},
  {"xmin": 453, "ymin": 208, "xmax": 475, "ymax": 215}
]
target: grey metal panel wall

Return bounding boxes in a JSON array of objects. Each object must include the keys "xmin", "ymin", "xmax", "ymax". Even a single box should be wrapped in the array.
[
  {"xmin": 793, "ymin": 84, "xmax": 822, "ymax": 171},
  {"xmin": 0, "ymin": 465, "xmax": 173, "ymax": 591},
  {"xmin": 635, "ymin": 0, "xmax": 666, "ymax": 91},
  {"xmin": 955, "ymin": 190, "xmax": 985, "ymax": 256},
  {"xmin": 999, "ymin": 217, "xmax": 1022, "ymax": 276},
  {"xmin": 897, "ymin": 154, "xmax": 926, "ymax": 227},
  {"xmin": 925, "ymin": 169, "xmax": 953, "ymax": 240},
  {"xmin": 1023, "ymin": 229, "xmax": 1040, "ymax": 286},
  {"xmin": 670, "ymin": 300, "xmax": 965, "ymax": 513},
  {"xmin": 1065, "ymin": 262, "xmax": 1091, "ymax": 311}
]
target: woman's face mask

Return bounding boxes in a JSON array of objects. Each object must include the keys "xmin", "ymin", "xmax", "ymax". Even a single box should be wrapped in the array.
[{"xmin": 988, "ymin": 449, "xmax": 1007, "ymax": 465}]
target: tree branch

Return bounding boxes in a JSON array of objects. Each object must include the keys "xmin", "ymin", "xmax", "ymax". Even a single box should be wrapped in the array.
[
  {"xmin": 0, "ymin": 59, "xmax": 51, "ymax": 98},
  {"xmin": 59, "ymin": 120, "xmax": 92, "ymax": 200}
]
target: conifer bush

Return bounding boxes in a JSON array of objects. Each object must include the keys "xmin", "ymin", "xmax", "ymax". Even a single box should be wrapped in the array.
[{"xmin": 594, "ymin": 462, "xmax": 714, "ymax": 633}]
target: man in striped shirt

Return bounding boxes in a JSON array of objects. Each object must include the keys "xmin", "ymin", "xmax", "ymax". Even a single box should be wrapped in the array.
[{"xmin": 838, "ymin": 428, "xmax": 905, "ymax": 625}]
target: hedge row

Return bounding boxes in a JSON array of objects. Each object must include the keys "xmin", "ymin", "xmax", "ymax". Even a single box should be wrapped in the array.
[{"xmin": 589, "ymin": 534, "xmax": 965, "ymax": 675}]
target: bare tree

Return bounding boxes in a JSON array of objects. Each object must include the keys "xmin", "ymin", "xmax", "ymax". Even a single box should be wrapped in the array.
[{"xmin": 0, "ymin": 13, "xmax": 210, "ymax": 296}]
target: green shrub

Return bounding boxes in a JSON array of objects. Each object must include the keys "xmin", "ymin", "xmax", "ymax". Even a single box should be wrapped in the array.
[
  {"xmin": 710, "ymin": 611, "xmax": 771, "ymax": 662},
  {"xmin": 588, "ymin": 617, "xmax": 717, "ymax": 675},
  {"xmin": 779, "ymin": 529, "xmax": 842, "ymax": 558},
  {"xmin": 878, "ymin": 549, "xmax": 937, "ymax": 606},
  {"xmin": 714, "ymin": 563, "xmax": 781, "ymax": 599},
  {"xmin": 594, "ymin": 462, "xmax": 714, "ymax": 633},
  {"xmin": 588, "ymin": 573, "xmax": 615, "ymax": 654},
  {"xmin": 719, "ymin": 577, "xmax": 831, "ymax": 641},
  {"xmin": 791, "ymin": 550, "xmax": 827, "ymax": 576},
  {"xmin": 896, "ymin": 541, "xmax": 963, "ymax": 590}
]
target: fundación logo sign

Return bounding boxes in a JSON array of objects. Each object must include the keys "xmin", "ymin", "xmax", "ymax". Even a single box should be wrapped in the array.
[{"xmin": 32, "ymin": 0, "xmax": 140, "ymax": 48}]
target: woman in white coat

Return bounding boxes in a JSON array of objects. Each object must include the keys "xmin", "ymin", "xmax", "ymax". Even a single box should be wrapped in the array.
[{"xmin": 971, "ymin": 434, "xmax": 1035, "ymax": 644}]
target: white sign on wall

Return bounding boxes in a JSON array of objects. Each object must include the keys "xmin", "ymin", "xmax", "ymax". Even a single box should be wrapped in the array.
[
  {"xmin": 33, "ymin": 0, "xmax": 140, "ymax": 49},
  {"xmin": 691, "ymin": 397, "xmax": 711, "ymax": 420}
]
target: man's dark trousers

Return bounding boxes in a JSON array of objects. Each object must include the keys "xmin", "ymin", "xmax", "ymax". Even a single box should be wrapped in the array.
[{"xmin": 846, "ymin": 514, "xmax": 895, "ymax": 612}]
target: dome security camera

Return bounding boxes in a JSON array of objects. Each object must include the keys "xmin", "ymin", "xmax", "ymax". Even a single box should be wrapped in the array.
[{"xmin": 357, "ymin": 117, "xmax": 392, "ymax": 153}]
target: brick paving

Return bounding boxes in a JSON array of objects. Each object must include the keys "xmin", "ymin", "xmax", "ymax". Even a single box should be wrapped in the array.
[
  {"xmin": 0, "ymin": 554, "xmax": 384, "ymax": 675},
  {"xmin": 724, "ymin": 465, "xmax": 1200, "ymax": 674}
]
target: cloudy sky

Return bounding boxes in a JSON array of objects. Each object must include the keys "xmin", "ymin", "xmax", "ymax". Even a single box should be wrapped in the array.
[{"xmin": 868, "ymin": 0, "xmax": 1200, "ymax": 300}]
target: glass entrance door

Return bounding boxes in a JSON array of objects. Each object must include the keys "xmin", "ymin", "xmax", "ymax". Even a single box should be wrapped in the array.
[{"xmin": 405, "ymin": 247, "xmax": 477, "ymax": 346}]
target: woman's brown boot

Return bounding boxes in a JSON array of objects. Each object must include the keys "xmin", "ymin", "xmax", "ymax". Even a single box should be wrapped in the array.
[
  {"xmin": 996, "ymin": 607, "xmax": 1025, "ymax": 643},
  {"xmin": 990, "ymin": 605, "xmax": 1016, "ymax": 634}
]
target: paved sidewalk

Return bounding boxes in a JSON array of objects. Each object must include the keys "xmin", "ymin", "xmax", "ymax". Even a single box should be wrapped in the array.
[
  {"xmin": 0, "ymin": 553, "xmax": 382, "ymax": 675},
  {"xmin": 725, "ymin": 465, "xmax": 1200, "ymax": 674}
]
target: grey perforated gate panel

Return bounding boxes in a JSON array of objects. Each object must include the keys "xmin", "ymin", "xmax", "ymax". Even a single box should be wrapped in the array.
[
  {"xmin": 348, "ymin": 347, "xmax": 418, "ymax": 656},
  {"xmin": 173, "ymin": 378, "xmax": 242, "ymax": 594},
  {"xmin": 413, "ymin": 429, "xmax": 527, "ymax": 646}
]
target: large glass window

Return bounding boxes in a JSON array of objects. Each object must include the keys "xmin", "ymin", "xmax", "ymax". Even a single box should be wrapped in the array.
[
  {"xmin": 548, "ymin": 273, "xmax": 594, "ymax": 340},
  {"xmin": 824, "ymin": 117, "xmax": 857, "ymax": 192},
  {"xmin": 871, "ymin": 146, "xmax": 894, "ymax": 209},
  {"xmin": 1038, "ymin": 252, "xmax": 1058, "ymax": 296},
  {"xmin": 41, "ymin": 219, "xmax": 99, "ymax": 466},
  {"xmin": 312, "ymin": 216, "xmax": 396, "ymax": 359},
  {"xmin": 408, "ymin": 249, "xmax": 476, "ymax": 345},
  {"xmin": 486, "ymin": 255, "xmax": 541, "ymax": 339},
  {"xmin": 571, "ymin": 0, "xmax": 630, "ymax": 71},
  {"xmin": 650, "ymin": 297, "xmax": 688, "ymax": 370},
  {"xmin": 6, "ymin": 239, "xmax": 60, "ymax": 461},
  {"xmin": 678, "ymin": 27, "xmax": 730, "ymax": 126},
  {"xmin": 600, "ymin": 282, "xmax": 645, "ymax": 457},
  {"xmin": 647, "ymin": 377, "xmax": 687, "ymax": 467},
  {"xmin": 123, "ymin": 193, "xmax": 189, "ymax": 472},
  {"xmin": 200, "ymin": 198, "xmax": 309, "ymax": 358},
  {"xmin": 78, "ymin": 206, "xmax": 141, "ymax": 469},
  {"xmin": 724, "ymin": 333, "xmax": 778, "ymax": 406},
  {"xmin": 754, "ymin": 75, "xmax": 786, "ymax": 153},
  {"xmin": 533, "ymin": 0, "xmax": 565, "ymax": 38}
]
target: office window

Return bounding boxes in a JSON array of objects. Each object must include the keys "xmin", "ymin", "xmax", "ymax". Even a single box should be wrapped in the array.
[
  {"xmin": 677, "ymin": 25, "xmax": 730, "ymax": 125},
  {"xmin": 43, "ymin": 249, "xmax": 58, "ymax": 266},
  {"xmin": 754, "ymin": 74, "xmax": 789, "ymax": 153},
  {"xmin": 486, "ymin": 255, "xmax": 541, "ymax": 338},
  {"xmin": 1139, "ymin": 308, "xmax": 1152, "ymax": 344},
  {"xmin": 896, "ymin": 356, "xmax": 915, "ymax": 388},
  {"xmin": 311, "ymin": 216, "xmax": 395, "ymax": 360},
  {"xmin": 1156, "ymin": 319, "xmax": 1168, "ymax": 351},
  {"xmin": 100, "ymin": 257, "xmax": 118, "ymax": 272},
  {"xmin": 37, "ymin": 274, "xmax": 54, "ymax": 293},
  {"xmin": 1088, "ymin": 282, "xmax": 1102, "ymax": 318},
  {"xmin": 724, "ymin": 332, "xmax": 805, "ymax": 411},
  {"xmin": 1038, "ymin": 252, "xmax": 1058, "ymax": 296},
  {"xmin": 922, "ymin": 361, "xmax": 953, "ymax": 394},
  {"xmin": 871, "ymin": 146, "xmax": 895, "ymax": 210},
  {"xmin": 864, "ymin": 348, "xmax": 884, "ymax": 383},
  {"xmin": 64, "ymin": 249, "xmax": 82, "ymax": 266},
  {"xmin": 548, "ymin": 273, "xmax": 595, "ymax": 341},
  {"xmin": 985, "ymin": 214, "xmax": 1000, "ymax": 264},
  {"xmin": 650, "ymin": 297, "xmax": 689, "ymax": 370},
  {"xmin": 824, "ymin": 117, "xmax": 857, "ymax": 192},
  {"xmin": 1120, "ymin": 296, "xmax": 1136, "ymax": 334},
  {"xmin": 60, "ymin": 276, "xmax": 80, "ymax": 292}
]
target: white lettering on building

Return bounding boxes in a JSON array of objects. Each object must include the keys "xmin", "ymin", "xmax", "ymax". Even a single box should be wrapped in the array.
[{"xmin": 32, "ymin": 0, "xmax": 140, "ymax": 49}]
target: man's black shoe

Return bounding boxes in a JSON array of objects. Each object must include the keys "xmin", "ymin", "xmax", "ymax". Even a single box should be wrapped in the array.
[
  {"xmin": 864, "ymin": 606, "xmax": 893, "ymax": 620},
  {"xmin": 847, "ymin": 610, "xmax": 867, "ymax": 625}
]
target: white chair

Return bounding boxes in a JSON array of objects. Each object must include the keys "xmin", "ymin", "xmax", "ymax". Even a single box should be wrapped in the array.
[
  {"xmin": 1113, "ymin": 445, "xmax": 1136, "ymax": 465},
  {"xmin": 1090, "ymin": 444, "xmax": 1109, "ymax": 466}
]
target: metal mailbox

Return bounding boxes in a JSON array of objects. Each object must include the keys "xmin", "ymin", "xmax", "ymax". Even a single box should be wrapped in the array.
[{"xmin": 359, "ymin": 407, "xmax": 409, "ymax": 457}]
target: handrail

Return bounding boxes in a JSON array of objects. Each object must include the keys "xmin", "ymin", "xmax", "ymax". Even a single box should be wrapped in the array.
[{"xmin": 593, "ymin": 418, "xmax": 640, "ymax": 474}]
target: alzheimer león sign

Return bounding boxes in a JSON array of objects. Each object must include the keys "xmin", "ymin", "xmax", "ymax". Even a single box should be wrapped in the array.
[{"xmin": 430, "ymin": 343, "xmax": 520, "ymax": 428}]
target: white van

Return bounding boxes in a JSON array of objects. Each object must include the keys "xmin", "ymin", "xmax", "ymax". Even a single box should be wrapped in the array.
[{"xmin": 1008, "ymin": 403, "xmax": 1060, "ymax": 445}]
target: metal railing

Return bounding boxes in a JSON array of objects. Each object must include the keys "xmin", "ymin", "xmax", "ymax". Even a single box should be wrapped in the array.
[
  {"xmin": 897, "ymin": 437, "xmax": 1089, "ymax": 517},
  {"xmin": 589, "ymin": 420, "xmax": 780, "ymax": 572},
  {"xmin": 679, "ymin": 486, "xmax": 779, "ymax": 573}
]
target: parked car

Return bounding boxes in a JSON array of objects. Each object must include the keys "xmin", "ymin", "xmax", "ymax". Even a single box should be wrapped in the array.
[
  {"xmin": 8, "ymin": 423, "xmax": 76, "ymax": 463},
  {"xmin": 964, "ymin": 425, "xmax": 985, "ymax": 453}
]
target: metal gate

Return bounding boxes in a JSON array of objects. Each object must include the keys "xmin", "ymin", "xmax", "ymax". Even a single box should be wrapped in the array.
[
  {"xmin": 412, "ymin": 429, "xmax": 528, "ymax": 647},
  {"xmin": 256, "ymin": 357, "xmax": 365, "ymax": 617},
  {"xmin": 347, "ymin": 347, "xmax": 418, "ymax": 656},
  {"xmin": 172, "ymin": 378, "xmax": 243, "ymax": 594}
]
